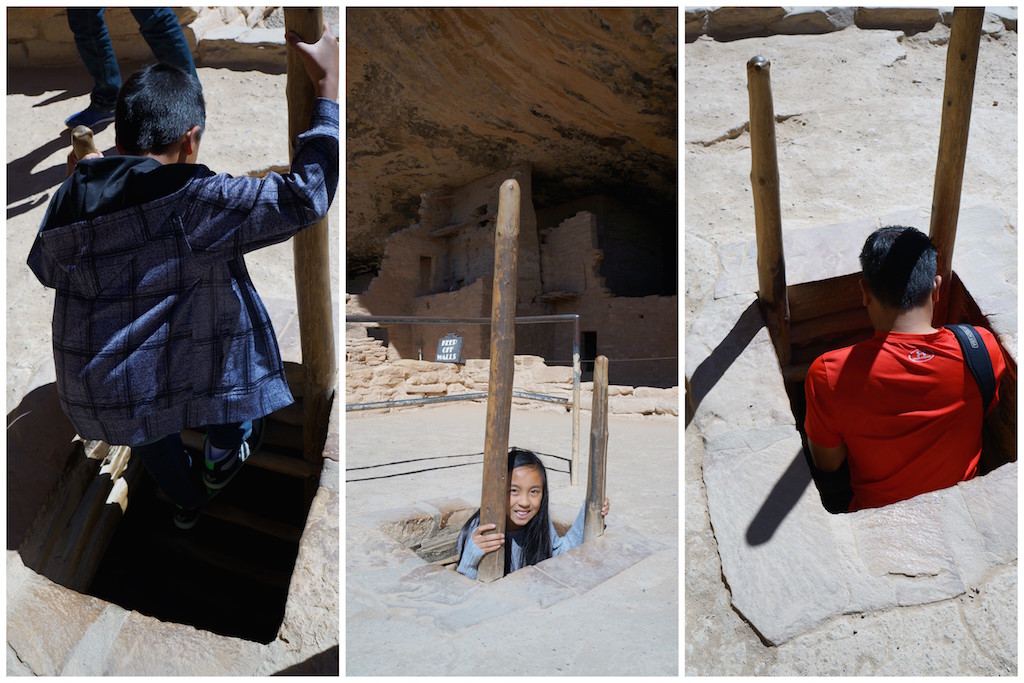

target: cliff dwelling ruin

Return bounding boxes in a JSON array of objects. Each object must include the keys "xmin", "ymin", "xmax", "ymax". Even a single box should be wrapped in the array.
[{"xmin": 346, "ymin": 8, "xmax": 678, "ymax": 390}]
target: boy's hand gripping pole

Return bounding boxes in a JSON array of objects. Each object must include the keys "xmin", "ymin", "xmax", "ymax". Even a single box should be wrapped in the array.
[{"xmin": 478, "ymin": 179, "xmax": 521, "ymax": 583}]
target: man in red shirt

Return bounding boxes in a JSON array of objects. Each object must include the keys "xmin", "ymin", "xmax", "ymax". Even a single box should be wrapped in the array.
[{"xmin": 804, "ymin": 226, "xmax": 1006, "ymax": 511}]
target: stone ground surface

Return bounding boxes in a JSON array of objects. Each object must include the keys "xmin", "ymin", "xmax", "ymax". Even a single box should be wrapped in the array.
[
  {"xmin": 685, "ymin": 23, "xmax": 1017, "ymax": 675},
  {"xmin": 345, "ymin": 401, "xmax": 679, "ymax": 675},
  {"xmin": 6, "ymin": 18, "xmax": 340, "ymax": 675}
]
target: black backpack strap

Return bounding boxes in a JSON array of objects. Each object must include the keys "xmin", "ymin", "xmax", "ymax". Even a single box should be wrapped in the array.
[{"xmin": 945, "ymin": 324, "xmax": 996, "ymax": 413}]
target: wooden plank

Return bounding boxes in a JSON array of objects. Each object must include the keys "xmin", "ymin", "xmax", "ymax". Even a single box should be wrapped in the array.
[
  {"xmin": 787, "ymin": 273, "xmax": 863, "ymax": 323},
  {"xmin": 747, "ymin": 55, "xmax": 790, "ymax": 365},
  {"xmin": 478, "ymin": 179, "xmax": 521, "ymax": 584},
  {"xmin": 789, "ymin": 307, "xmax": 872, "ymax": 346},
  {"xmin": 203, "ymin": 501, "xmax": 304, "ymax": 543},
  {"xmin": 427, "ymin": 212, "xmax": 496, "ymax": 239},
  {"xmin": 929, "ymin": 7, "xmax": 984, "ymax": 325},
  {"xmin": 584, "ymin": 356, "xmax": 609, "ymax": 542},
  {"xmin": 160, "ymin": 535, "xmax": 292, "ymax": 588}
]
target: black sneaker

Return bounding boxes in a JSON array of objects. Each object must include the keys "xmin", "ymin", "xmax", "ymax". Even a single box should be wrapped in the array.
[
  {"xmin": 65, "ymin": 105, "xmax": 114, "ymax": 128},
  {"xmin": 202, "ymin": 418, "xmax": 265, "ymax": 491},
  {"xmin": 173, "ymin": 504, "xmax": 201, "ymax": 529}
]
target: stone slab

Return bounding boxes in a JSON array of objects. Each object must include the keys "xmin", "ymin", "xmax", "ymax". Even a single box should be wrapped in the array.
[{"xmin": 691, "ymin": 249, "xmax": 1017, "ymax": 644}]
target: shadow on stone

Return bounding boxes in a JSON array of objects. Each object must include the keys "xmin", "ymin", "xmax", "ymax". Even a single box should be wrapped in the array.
[
  {"xmin": 7, "ymin": 382, "xmax": 79, "ymax": 550},
  {"xmin": 745, "ymin": 447, "xmax": 811, "ymax": 545},
  {"xmin": 686, "ymin": 299, "xmax": 765, "ymax": 427},
  {"xmin": 273, "ymin": 645, "xmax": 339, "ymax": 675}
]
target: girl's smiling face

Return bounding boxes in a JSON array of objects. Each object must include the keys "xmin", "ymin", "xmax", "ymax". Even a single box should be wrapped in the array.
[{"xmin": 507, "ymin": 464, "xmax": 544, "ymax": 530}]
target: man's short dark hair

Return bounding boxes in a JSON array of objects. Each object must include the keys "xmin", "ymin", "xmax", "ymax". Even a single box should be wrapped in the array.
[
  {"xmin": 115, "ymin": 63, "xmax": 205, "ymax": 156},
  {"xmin": 859, "ymin": 225, "xmax": 938, "ymax": 311}
]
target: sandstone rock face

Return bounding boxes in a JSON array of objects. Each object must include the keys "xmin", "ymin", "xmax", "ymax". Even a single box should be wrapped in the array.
[{"xmin": 346, "ymin": 8, "xmax": 678, "ymax": 277}]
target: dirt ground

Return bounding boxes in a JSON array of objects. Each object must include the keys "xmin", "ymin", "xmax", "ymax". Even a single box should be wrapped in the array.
[{"xmin": 685, "ymin": 23, "xmax": 1017, "ymax": 674}]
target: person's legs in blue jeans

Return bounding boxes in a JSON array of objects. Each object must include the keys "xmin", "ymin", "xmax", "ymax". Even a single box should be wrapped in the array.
[
  {"xmin": 130, "ymin": 8, "xmax": 199, "ymax": 83},
  {"xmin": 66, "ymin": 8, "xmax": 122, "ymax": 112},
  {"xmin": 132, "ymin": 433, "xmax": 205, "ymax": 510}
]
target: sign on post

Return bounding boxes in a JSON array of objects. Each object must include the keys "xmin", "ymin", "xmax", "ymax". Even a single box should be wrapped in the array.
[{"xmin": 435, "ymin": 333, "xmax": 464, "ymax": 363}]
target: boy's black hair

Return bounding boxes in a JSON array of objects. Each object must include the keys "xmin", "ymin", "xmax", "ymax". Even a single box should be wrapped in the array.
[
  {"xmin": 115, "ymin": 62, "xmax": 205, "ymax": 156},
  {"xmin": 457, "ymin": 447, "xmax": 553, "ymax": 575},
  {"xmin": 859, "ymin": 225, "xmax": 938, "ymax": 311}
]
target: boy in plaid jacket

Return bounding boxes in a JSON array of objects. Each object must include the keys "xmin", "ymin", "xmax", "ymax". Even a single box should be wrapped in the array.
[{"xmin": 28, "ymin": 24, "xmax": 339, "ymax": 528}]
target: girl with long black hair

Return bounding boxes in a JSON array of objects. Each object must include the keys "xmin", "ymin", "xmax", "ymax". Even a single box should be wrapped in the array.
[{"xmin": 456, "ymin": 447, "xmax": 610, "ymax": 579}]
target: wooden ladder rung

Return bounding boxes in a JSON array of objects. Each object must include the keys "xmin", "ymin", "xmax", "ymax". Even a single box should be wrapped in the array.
[
  {"xmin": 159, "ymin": 534, "xmax": 293, "ymax": 589},
  {"xmin": 154, "ymin": 490, "xmax": 303, "ymax": 543}
]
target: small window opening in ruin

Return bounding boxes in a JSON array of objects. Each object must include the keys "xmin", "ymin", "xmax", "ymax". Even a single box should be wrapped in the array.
[
  {"xmin": 770, "ymin": 273, "xmax": 1017, "ymax": 514},
  {"xmin": 581, "ymin": 331, "xmax": 597, "ymax": 376},
  {"xmin": 367, "ymin": 326, "xmax": 389, "ymax": 348},
  {"xmin": 419, "ymin": 255, "xmax": 433, "ymax": 294},
  {"xmin": 474, "ymin": 204, "xmax": 489, "ymax": 228},
  {"xmin": 45, "ymin": 385, "xmax": 324, "ymax": 645}
]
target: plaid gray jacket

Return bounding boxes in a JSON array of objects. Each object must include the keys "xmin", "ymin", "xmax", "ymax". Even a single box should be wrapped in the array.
[{"xmin": 28, "ymin": 99, "xmax": 339, "ymax": 446}]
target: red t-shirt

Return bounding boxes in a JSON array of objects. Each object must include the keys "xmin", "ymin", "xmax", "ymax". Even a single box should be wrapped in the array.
[{"xmin": 804, "ymin": 326, "xmax": 1005, "ymax": 512}]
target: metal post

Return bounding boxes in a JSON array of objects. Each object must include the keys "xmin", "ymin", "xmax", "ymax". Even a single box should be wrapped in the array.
[
  {"xmin": 929, "ymin": 7, "xmax": 984, "ymax": 325},
  {"xmin": 571, "ymin": 315, "xmax": 580, "ymax": 486},
  {"xmin": 478, "ymin": 179, "xmax": 520, "ymax": 583},
  {"xmin": 284, "ymin": 8, "xmax": 336, "ymax": 476},
  {"xmin": 584, "ymin": 356, "xmax": 608, "ymax": 541},
  {"xmin": 747, "ymin": 55, "xmax": 790, "ymax": 366}
]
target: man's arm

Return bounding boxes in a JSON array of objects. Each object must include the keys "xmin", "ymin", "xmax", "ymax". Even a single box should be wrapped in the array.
[{"xmin": 808, "ymin": 438, "xmax": 848, "ymax": 472}]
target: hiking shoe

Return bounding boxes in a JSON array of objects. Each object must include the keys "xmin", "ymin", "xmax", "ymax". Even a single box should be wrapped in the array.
[
  {"xmin": 173, "ymin": 504, "xmax": 201, "ymax": 530},
  {"xmin": 202, "ymin": 418, "xmax": 265, "ymax": 492},
  {"xmin": 65, "ymin": 105, "xmax": 114, "ymax": 129}
]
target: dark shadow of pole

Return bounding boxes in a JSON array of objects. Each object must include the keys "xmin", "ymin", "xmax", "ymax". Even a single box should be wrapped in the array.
[
  {"xmin": 745, "ymin": 446, "xmax": 812, "ymax": 546},
  {"xmin": 746, "ymin": 435, "xmax": 853, "ymax": 546},
  {"xmin": 273, "ymin": 644, "xmax": 339, "ymax": 675},
  {"xmin": 686, "ymin": 299, "xmax": 765, "ymax": 427}
]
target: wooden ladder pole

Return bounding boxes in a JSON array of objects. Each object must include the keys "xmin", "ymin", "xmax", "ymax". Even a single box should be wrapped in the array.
[
  {"xmin": 929, "ymin": 7, "xmax": 984, "ymax": 326},
  {"xmin": 584, "ymin": 355, "xmax": 609, "ymax": 542},
  {"xmin": 478, "ymin": 179, "xmax": 521, "ymax": 583},
  {"xmin": 747, "ymin": 55, "xmax": 791, "ymax": 366},
  {"xmin": 284, "ymin": 8, "xmax": 336, "ymax": 479}
]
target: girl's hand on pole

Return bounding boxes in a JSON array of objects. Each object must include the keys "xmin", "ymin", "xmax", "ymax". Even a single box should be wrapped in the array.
[
  {"xmin": 601, "ymin": 498, "xmax": 611, "ymax": 517},
  {"xmin": 472, "ymin": 523, "xmax": 505, "ymax": 554}
]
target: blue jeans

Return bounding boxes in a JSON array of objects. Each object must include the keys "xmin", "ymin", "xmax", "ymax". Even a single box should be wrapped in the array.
[
  {"xmin": 66, "ymin": 7, "xmax": 198, "ymax": 111},
  {"xmin": 133, "ymin": 420, "xmax": 252, "ymax": 509}
]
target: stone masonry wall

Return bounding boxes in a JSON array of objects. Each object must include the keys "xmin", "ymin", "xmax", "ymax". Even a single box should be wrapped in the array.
[
  {"xmin": 344, "ymin": 348, "xmax": 678, "ymax": 417},
  {"xmin": 685, "ymin": 6, "xmax": 1017, "ymax": 43},
  {"xmin": 539, "ymin": 212, "xmax": 604, "ymax": 295}
]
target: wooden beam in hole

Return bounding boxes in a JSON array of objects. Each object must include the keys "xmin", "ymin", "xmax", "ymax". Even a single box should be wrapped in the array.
[
  {"xmin": 789, "ymin": 307, "xmax": 872, "ymax": 346},
  {"xmin": 160, "ymin": 535, "xmax": 292, "ymax": 589},
  {"xmin": 787, "ymin": 273, "xmax": 863, "ymax": 323},
  {"xmin": 153, "ymin": 491, "xmax": 304, "ymax": 543}
]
